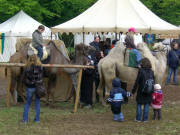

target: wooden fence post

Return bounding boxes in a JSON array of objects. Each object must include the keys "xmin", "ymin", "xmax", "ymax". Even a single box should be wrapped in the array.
[
  {"xmin": 6, "ymin": 68, "xmax": 11, "ymax": 108},
  {"xmin": 73, "ymin": 69, "xmax": 83, "ymax": 113}
]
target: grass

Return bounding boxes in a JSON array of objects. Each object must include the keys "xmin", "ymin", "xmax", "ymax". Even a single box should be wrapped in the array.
[{"xmin": 0, "ymin": 98, "xmax": 180, "ymax": 135}]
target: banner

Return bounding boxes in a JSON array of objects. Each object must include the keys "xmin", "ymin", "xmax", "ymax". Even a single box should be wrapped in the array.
[{"xmin": 0, "ymin": 33, "xmax": 5, "ymax": 54}]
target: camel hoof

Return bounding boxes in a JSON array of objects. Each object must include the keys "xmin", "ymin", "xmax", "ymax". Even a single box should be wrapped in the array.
[
  {"xmin": 12, "ymin": 102, "xmax": 20, "ymax": 106},
  {"xmin": 97, "ymin": 90, "xmax": 100, "ymax": 94},
  {"xmin": 101, "ymin": 101, "xmax": 108, "ymax": 107},
  {"xmin": 105, "ymin": 92, "xmax": 109, "ymax": 96}
]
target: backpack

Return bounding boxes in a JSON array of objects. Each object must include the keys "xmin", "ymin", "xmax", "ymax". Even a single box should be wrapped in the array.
[{"xmin": 141, "ymin": 69, "xmax": 154, "ymax": 95}]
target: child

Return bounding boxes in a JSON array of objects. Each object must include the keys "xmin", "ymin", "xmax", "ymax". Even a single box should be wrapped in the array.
[
  {"xmin": 152, "ymin": 84, "xmax": 163, "ymax": 120},
  {"xmin": 107, "ymin": 78, "xmax": 131, "ymax": 122}
]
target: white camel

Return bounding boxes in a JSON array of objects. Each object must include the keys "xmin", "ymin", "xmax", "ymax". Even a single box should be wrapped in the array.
[{"xmin": 97, "ymin": 41, "xmax": 167, "ymax": 105}]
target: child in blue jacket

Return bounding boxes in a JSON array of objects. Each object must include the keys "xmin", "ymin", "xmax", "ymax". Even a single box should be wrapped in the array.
[{"xmin": 107, "ymin": 78, "xmax": 131, "ymax": 122}]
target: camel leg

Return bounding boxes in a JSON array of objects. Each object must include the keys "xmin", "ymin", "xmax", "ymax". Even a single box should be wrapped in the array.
[
  {"xmin": 46, "ymin": 74, "xmax": 57, "ymax": 108},
  {"xmin": 9, "ymin": 75, "xmax": 18, "ymax": 106},
  {"xmin": 100, "ymin": 64, "xmax": 116, "ymax": 106},
  {"xmin": 16, "ymin": 79, "xmax": 26, "ymax": 103},
  {"xmin": 46, "ymin": 80, "xmax": 51, "ymax": 106},
  {"xmin": 50, "ymin": 87, "xmax": 56, "ymax": 108},
  {"xmin": 97, "ymin": 64, "xmax": 105, "ymax": 106},
  {"xmin": 97, "ymin": 77, "xmax": 105, "ymax": 106}
]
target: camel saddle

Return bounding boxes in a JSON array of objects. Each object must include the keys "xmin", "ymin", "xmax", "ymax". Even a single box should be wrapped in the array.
[
  {"xmin": 124, "ymin": 48, "xmax": 138, "ymax": 68},
  {"xmin": 28, "ymin": 43, "xmax": 51, "ymax": 64}
]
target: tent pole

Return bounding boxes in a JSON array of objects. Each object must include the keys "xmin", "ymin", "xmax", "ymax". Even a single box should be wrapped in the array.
[
  {"xmin": 51, "ymin": 32, "xmax": 52, "ymax": 40},
  {"xmin": 83, "ymin": 32, "xmax": 85, "ymax": 44}
]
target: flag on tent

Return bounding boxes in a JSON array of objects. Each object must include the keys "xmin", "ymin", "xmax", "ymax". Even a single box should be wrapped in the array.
[{"xmin": 0, "ymin": 33, "xmax": 5, "ymax": 54}]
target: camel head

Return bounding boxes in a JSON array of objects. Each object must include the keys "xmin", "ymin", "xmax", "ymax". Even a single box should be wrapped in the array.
[
  {"xmin": 153, "ymin": 42, "xmax": 169, "ymax": 54},
  {"xmin": 75, "ymin": 43, "xmax": 95, "ymax": 56}
]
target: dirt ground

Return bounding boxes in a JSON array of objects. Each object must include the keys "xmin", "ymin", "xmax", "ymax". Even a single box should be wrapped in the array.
[{"xmin": 0, "ymin": 74, "xmax": 180, "ymax": 135}]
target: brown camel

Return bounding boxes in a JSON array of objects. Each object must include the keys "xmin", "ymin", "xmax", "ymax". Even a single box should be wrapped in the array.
[
  {"xmin": 8, "ymin": 40, "xmax": 94, "ymax": 106},
  {"xmin": 97, "ymin": 42, "xmax": 167, "ymax": 105}
]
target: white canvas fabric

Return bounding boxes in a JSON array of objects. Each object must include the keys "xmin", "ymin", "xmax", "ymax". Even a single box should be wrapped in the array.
[
  {"xmin": 0, "ymin": 10, "xmax": 51, "ymax": 38},
  {"xmin": 52, "ymin": 0, "xmax": 180, "ymax": 34}
]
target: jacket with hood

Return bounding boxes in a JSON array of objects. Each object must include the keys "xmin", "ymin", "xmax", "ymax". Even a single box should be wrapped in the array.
[
  {"xmin": 32, "ymin": 30, "xmax": 43, "ymax": 48},
  {"xmin": 167, "ymin": 49, "xmax": 180, "ymax": 68},
  {"xmin": 107, "ymin": 78, "xmax": 131, "ymax": 107},
  {"xmin": 132, "ymin": 68, "xmax": 154, "ymax": 104}
]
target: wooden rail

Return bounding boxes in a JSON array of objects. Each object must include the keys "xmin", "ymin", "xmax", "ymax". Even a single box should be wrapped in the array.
[
  {"xmin": 0, "ymin": 62, "xmax": 94, "ymax": 112},
  {"xmin": 0, "ymin": 63, "xmax": 94, "ymax": 69}
]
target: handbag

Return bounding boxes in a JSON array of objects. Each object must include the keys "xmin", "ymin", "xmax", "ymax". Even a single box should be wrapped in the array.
[{"xmin": 35, "ymin": 82, "xmax": 46, "ymax": 98}]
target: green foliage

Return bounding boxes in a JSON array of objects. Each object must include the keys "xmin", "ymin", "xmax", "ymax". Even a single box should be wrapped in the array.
[
  {"xmin": 140, "ymin": 0, "xmax": 180, "ymax": 25},
  {"xmin": 0, "ymin": 0, "xmax": 97, "ymax": 27},
  {"xmin": 0, "ymin": 0, "xmax": 179, "ymax": 28}
]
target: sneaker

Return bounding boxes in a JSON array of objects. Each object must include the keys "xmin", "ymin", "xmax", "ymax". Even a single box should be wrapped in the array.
[
  {"xmin": 21, "ymin": 120, "xmax": 28, "ymax": 124},
  {"xmin": 87, "ymin": 104, "xmax": 92, "ymax": 109},
  {"xmin": 119, "ymin": 113, "xmax": 124, "ymax": 122},
  {"xmin": 143, "ymin": 121, "xmax": 148, "ymax": 123},
  {"xmin": 135, "ymin": 119, "xmax": 141, "ymax": 122},
  {"xmin": 173, "ymin": 83, "xmax": 178, "ymax": 85},
  {"xmin": 79, "ymin": 102, "xmax": 85, "ymax": 108},
  {"xmin": 119, "ymin": 119, "xmax": 124, "ymax": 122},
  {"xmin": 84, "ymin": 104, "xmax": 92, "ymax": 109},
  {"xmin": 113, "ymin": 114, "xmax": 119, "ymax": 121},
  {"xmin": 34, "ymin": 121, "xmax": 40, "ymax": 123}
]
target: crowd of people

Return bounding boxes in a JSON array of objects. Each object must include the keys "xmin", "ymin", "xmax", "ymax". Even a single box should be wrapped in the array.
[{"xmin": 21, "ymin": 26, "xmax": 180, "ymax": 123}]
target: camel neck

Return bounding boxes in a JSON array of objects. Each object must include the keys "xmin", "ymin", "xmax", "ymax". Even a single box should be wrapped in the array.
[{"xmin": 74, "ymin": 53, "xmax": 84, "ymax": 65}]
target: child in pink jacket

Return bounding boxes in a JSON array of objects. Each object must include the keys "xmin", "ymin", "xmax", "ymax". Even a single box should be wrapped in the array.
[{"xmin": 152, "ymin": 84, "xmax": 163, "ymax": 120}]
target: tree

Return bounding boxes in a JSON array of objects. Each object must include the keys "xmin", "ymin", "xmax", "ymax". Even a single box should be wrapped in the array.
[
  {"xmin": 0, "ymin": 0, "xmax": 179, "ymax": 27},
  {"xmin": 140, "ymin": 0, "xmax": 180, "ymax": 25},
  {"xmin": 0, "ymin": 0, "xmax": 57, "ymax": 25}
]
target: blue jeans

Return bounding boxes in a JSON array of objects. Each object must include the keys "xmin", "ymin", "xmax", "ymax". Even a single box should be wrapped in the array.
[
  {"xmin": 166, "ymin": 67, "xmax": 178, "ymax": 84},
  {"xmin": 136, "ymin": 104, "xmax": 149, "ymax": 121},
  {"xmin": 35, "ymin": 45, "xmax": 43, "ymax": 60},
  {"xmin": 23, "ymin": 88, "xmax": 40, "ymax": 122}
]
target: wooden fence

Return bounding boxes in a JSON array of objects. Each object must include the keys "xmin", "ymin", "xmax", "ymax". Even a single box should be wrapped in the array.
[{"xmin": 0, "ymin": 63, "xmax": 94, "ymax": 113}]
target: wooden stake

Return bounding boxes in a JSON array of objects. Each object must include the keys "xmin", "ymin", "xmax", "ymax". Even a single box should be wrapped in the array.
[
  {"xmin": 6, "ymin": 68, "xmax": 11, "ymax": 108},
  {"xmin": 73, "ymin": 69, "xmax": 83, "ymax": 113}
]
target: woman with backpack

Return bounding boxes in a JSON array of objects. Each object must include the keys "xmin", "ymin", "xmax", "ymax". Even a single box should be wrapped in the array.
[{"xmin": 132, "ymin": 58, "xmax": 154, "ymax": 122}]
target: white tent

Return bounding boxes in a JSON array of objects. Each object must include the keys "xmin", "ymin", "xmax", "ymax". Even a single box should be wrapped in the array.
[
  {"xmin": 74, "ymin": 33, "xmax": 143, "ymax": 46},
  {"xmin": 0, "ymin": 10, "xmax": 51, "ymax": 62},
  {"xmin": 52, "ymin": 0, "xmax": 180, "ymax": 34}
]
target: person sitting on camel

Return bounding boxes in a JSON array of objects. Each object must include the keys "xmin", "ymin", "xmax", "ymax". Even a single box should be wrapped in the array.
[
  {"xmin": 124, "ymin": 34, "xmax": 141, "ymax": 68},
  {"xmin": 32, "ymin": 25, "xmax": 46, "ymax": 60}
]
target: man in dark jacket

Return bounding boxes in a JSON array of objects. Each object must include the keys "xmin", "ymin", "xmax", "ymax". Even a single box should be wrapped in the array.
[
  {"xmin": 32, "ymin": 25, "xmax": 45, "ymax": 60},
  {"xmin": 80, "ymin": 57, "xmax": 94, "ymax": 109},
  {"xmin": 166, "ymin": 42, "xmax": 180, "ymax": 85},
  {"xmin": 107, "ymin": 78, "xmax": 131, "ymax": 122},
  {"xmin": 90, "ymin": 36, "xmax": 102, "ymax": 102}
]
